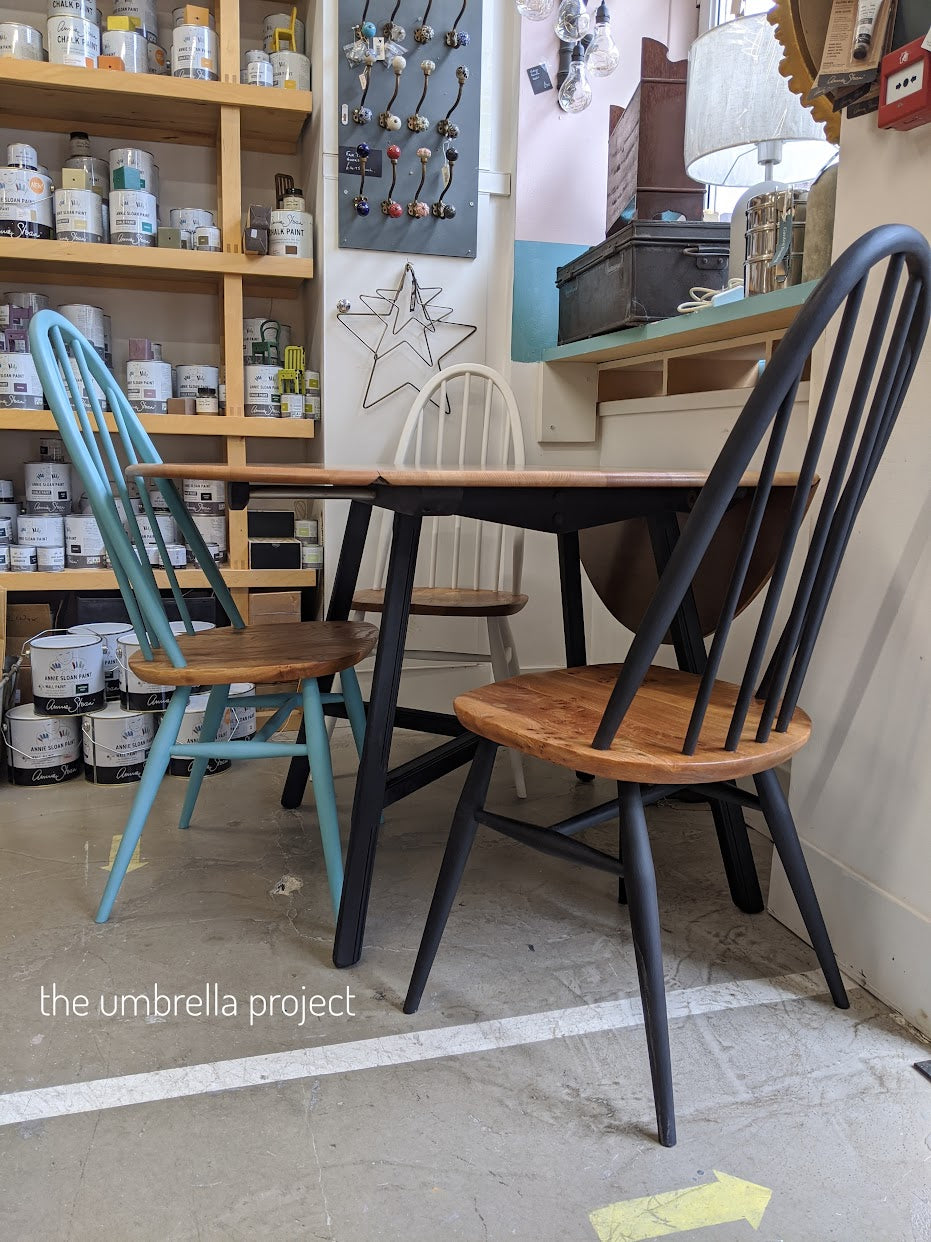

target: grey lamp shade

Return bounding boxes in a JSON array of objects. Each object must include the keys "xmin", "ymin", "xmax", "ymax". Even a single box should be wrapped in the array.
[{"xmin": 684, "ymin": 14, "xmax": 834, "ymax": 187}]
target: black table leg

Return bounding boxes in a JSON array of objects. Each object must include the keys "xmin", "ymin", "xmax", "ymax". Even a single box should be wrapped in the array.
[
  {"xmin": 333, "ymin": 510, "xmax": 422, "ymax": 968},
  {"xmin": 281, "ymin": 499, "xmax": 372, "ymax": 810},
  {"xmin": 646, "ymin": 512, "xmax": 764, "ymax": 915},
  {"xmin": 557, "ymin": 531, "xmax": 596, "ymax": 784}
]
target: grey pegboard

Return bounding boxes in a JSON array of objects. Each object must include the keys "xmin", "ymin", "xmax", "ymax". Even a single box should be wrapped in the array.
[{"xmin": 337, "ymin": 1, "xmax": 482, "ymax": 260}]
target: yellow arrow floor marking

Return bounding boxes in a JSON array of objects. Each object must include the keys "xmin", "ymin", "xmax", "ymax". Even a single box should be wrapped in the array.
[
  {"xmin": 589, "ymin": 1170, "xmax": 772, "ymax": 1241},
  {"xmin": 103, "ymin": 835, "xmax": 147, "ymax": 873}
]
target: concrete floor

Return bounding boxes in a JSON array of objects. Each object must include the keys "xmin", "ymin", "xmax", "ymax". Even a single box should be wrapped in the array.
[{"xmin": 1, "ymin": 734, "xmax": 930, "ymax": 1242}]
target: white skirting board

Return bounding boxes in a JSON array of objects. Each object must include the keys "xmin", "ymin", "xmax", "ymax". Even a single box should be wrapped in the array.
[{"xmin": 768, "ymin": 840, "xmax": 931, "ymax": 1039}]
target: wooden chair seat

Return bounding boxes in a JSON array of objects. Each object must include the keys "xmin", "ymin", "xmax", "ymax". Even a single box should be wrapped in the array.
[
  {"xmin": 129, "ymin": 621, "xmax": 379, "ymax": 687},
  {"xmin": 352, "ymin": 586, "xmax": 529, "ymax": 618},
  {"xmin": 454, "ymin": 664, "xmax": 811, "ymax": 784}
]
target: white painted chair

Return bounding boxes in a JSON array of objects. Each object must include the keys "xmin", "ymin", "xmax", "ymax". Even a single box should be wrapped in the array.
[{"xmin": 353, "ymin": 363, "xmax": 529, "ymax": 798}]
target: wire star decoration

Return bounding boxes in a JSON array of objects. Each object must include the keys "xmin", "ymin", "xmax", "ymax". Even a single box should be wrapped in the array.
[{"xmin": 338, "ymin": 263, "xmax": 477, "ymax": 409}]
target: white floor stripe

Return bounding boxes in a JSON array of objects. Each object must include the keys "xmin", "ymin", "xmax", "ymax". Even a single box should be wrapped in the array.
[{"xmin": 0, "ymin": 970, "xmax": 828, "ymax": 1128}]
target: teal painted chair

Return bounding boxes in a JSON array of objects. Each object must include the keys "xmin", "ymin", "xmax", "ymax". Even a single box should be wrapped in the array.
[{"xmin": 29, "ymin": 310, "xmax": 376, "ymax": 924}]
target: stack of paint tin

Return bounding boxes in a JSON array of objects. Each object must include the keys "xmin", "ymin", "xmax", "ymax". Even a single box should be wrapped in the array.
[
  {"xmin": 0, "ymin": 144, "xmax": 54, "ymax": 241},
  {"xmin": 0, "ymin": 294, "xmax": 48, "ymax": 417},
  {"xmin": 111, "ymin": 0, "xmax": 167, "ymax": 72},
  {"xmin": 58, "ymin": 132, "xmax": 109, "ymax": 243},
  {"xmin": 241, "ymin": 49, "xmax": 273, "ymax": 88},
  {"xmin": 109, "ymin": 147, "xmax": 158, "ymax": 247},
  {"xmin": 172, "ymin": 5, "xmax": 218, "ymax": 82},
  {"xmin": 295, "ymin": 517, "xmax": 323, "ymax": 574},
  {"xmin": 47, "ymin": 0, "xmax": 101, "ymax": 69},
  {"xmin": 179, "ymin": 478, "xmax": 227, "ymax": 561},
  {"xmin": 169, "ymin": 207, "xmax": 220, "ymax": 253},
  {"xmin": 261, "ymin": 10, "xmax": 310, "ymax": 91}
]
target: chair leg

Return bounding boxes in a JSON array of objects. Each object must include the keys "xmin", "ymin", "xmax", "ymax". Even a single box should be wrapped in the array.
[
  {"xmin": 754, "ymin": 767, "xmax": 849, "ymax": 1009},
  {"xmin": 327, "ymin": 610, "xmax": 367, "ymax": 743},
  {"xmin": 486, "ymin": 618, "xmax": 527, "ymax": 800},
  {"xmin": 618, "ymin": 781, "xmax": 675, "ymax": 1147},
  {"xmin": 404, "ymin": 738, "xmax": 498, "ymax": 1014},
  {"xmin": 303, "ymin": 678, "xmax": 345, "ymax": 920},
  {"xmin": 178, "ymin": 684, "xmax": 229, "ymax": 830},
  {"xmin": 340, "ymin": 666, "xmax": 367, "ymax": 761},
  {"xmin": 96, "ymin": 688, "xmax": 192, "ymax": 924}
]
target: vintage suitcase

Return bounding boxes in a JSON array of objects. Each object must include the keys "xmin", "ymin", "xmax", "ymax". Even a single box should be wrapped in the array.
[{"xmin": 555, "ymin": 220, "xmax": 730, "ymax": 345}]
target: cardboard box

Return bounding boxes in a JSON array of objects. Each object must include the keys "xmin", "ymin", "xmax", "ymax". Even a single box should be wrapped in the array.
[
  {"xmin": 248, "ymin": 204, "xmax": 272, "ymax": 230},
  {"xmin": 6, "ymin": 602, "xmax": 54, "ymax": 704},
  {"xmin": 181, "ymin": 4, "xmax": 211, "ymax": 26},
  {"xmin": 62, "ymin": 167, "xmax": 90, "ymax": 190},
  {"xmin": 158, "ymin": 227, "xmax": 184, "ymax": 249},
  {"xmin": 107, "ymin": 14, "xmax": 141, "ymax": 29},
  {"xmin": 248, "ymin": 590, "xmax": 301, "ymax": 625},
  {"xmin": 111, "ymin": 165, "xmax": 144, "ymax": 191},
  {"xmin": 243, "ymin": 227, "xmax": 268, "ymax": 255},
  {"xmin": 99, "ymin": 56, "xmax": 126, "ymax": 70},
  {"xmin": 166, "ymin": 397, "xmax": 196, "ymax": 415}
]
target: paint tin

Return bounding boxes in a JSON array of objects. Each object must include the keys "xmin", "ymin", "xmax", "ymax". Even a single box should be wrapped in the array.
[
  {"xmin": 0, "ymin": 353, "xmax": 44, "ymax": 411},
  {"xmin": 7, "ymin": 143, "xmax": 38, "ymax": 170},
  {"xmin": 170, "ymin": 207, "xmax": 214, "ymax": 230},
  {"xmin": 242, "ymin": 318, "xmax": 291, "ymax": 357},
  {"xmin": 10, "ymin": 545, "xmax": 37, "ymax": 572},
  {"xmin": 244, "ymin": 364, "xmax": 281, "ymax": 417},
  {"xmin": 65, "ymin": 513, "xmax": 106, "ymax": 567},
  {"xmin": 0, "ymin": 480, "xmax": 13, "ymax": 501},
  {"xmin": 171, "ymin": 5, "xmax": 214, "ymax": 27},
  {"xmin": 39, "ymin": 437, "xmax": 67, "ymax": 464},
  {"xmin": 48, "ymin": 0, "xmax": 98, "ymax": 21},
  {"xmin": 192, "ymin": 225, "xmax": 221, "ymax": 252},
  {"xmin": 3, "ymin": 291, "xmax": 50, "ymax": 314},
  {"xmin": 134, "ymin": 512, "xmax": 177, "ymax": 545},
  {"xmin": 101, "ymin": 28, "xmax": 149, "ymax": 72},
  {"xmin": 37, "ymin": 546, "xmax": 65, "ymax": 572},
  {"xmin": 147, "ymin": 41, "xmax": 168, "ymax": 72},
  {"xmin": 0, "ymin": 168, "xmax": 54, "ymax": 240},
  {"xmin": 111, "ymin": 0, "xmax": 157, "ymax": 40},
  {"xmin": 172, "ymin": 24, "xmax": 218, "ymax": 80},
  {"xmin": 279, "ymin": 392, "xmax": 305, "ymax": 419},
  {"xmin": 47, "ymin": 16, "xmax": 100, "ymax": 67},
  {"xmin": 64, "ymin": 355, "xmax": 107, "ymax": 412},
  {"xmin": 25, "ymin": 462, "xmax": 71, "ymax": 514},
  {"xmin": 148, "ymin": 484, "xmax": 173, "ymax": 513},
  {"xmin": 0, "ymin": 547, "xmax": 9, "ymax": 571},
  {"xmin": 195, "ymin": 392, "xmax": 218, "ymax": 414},
  {"xmin": 64, "ymin": 157, "xmax": 109, "ymax": 199},
  {"xmin": 203, "ymin": 542, "xmax": 221, "ymax": 563},
  {"xmin": 0, "ymin": 516, "xmax": 12, "ymax": 544},
  {"xmin": 109, "ymin": 188, "xmax": 157, "ymax": 246},
  {"xmin": 17, "ymin": 514, "xmax": 64, "ymax": 547},
  {"xmin": 29, "ymin": 631, "xmax": 106, "ymax": 715},
  {"xmin": 182, "ymin": 478, "xmax": 225, "ymax": 514},
  {"xmin": 168, "ymin": 692, "xmax": 233, "ymax": 778},
  {"xmin": 294, "ymin": 518, "xmax": 319, "ymax": 542},
  {"xmin": 270, "ymin": 50, "xmax": 310, "ymax": 91},
  {"xmin": 54, "ymin": 186, "xmax": 104, "ymax": 242},
  {"xmin": 305, "ymin": 370, "xmax": 321, "ymax": 420},
  {"xmin": 229, "ymin": 683, "xmax": 257, "ymax": 741},
  {"xmin": 118, "ymin": 621, "xmax": 214, "ymax": 712},
  {"xmin": 4, "ymin": 707, "xmax": 82, "ymax": 786},
  {"xmin": 263, "ymin": 12, "xmax": 305, "ymax": 54},
  {"xmin": 57, "ymin": 303, "xmax": 106, "ymax": 352},
  {"xmin": 126, "ymin": 359, "xmax": 172, "ymax": 412},
  {"xmin": 269, "ymin": 209, "xmax": 313, "ymax": 259},
  {"xmin": 241, "ymin": 60, "xmax": 273, "ymax": 86},
  {"xmin": 108, "ymin": 147, "xmax": 156, "ymax": 192},
  {"xmin": 0, "ymin": 22, "xmax": 45, "ymax": 61},
  {"xmin": 82, "ymin": 702, "xmax": 155, "ymax": 784},
  {"xmin": 69, "ymin": 622, "xmax": 133, "ymax": 698},
  {"xmin": 175, "ymin": 364, "xmax": 220, "ymax": 399},
  {"xmin": 301, "ymin": 542, "xmax": 323, "ymax": 570},
  {"xmin": 157, "ymin": 542, "xmax": 187, "ymax": 568},
  {"xmin": 191, "ymin": 513, "xmax": 227, "ymax": 552}
]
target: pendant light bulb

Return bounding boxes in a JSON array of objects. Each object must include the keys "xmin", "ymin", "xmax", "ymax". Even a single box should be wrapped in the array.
[
  {"xmin": 515, "ymin": 0, "xmax": 557, "ymax": 20},
  {"xmin": 585, "ymin": 3, "xmax": 619, "ymax": 76},
  {"xmin": 558, "ymin": 42, "xmax": 593, "ymax": 113},
  {"xmin": 554, "ymin": 0, "xmax": 590, "ymax": 42}
]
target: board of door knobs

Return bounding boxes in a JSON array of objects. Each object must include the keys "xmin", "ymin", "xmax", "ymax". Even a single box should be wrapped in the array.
[{"xmin": 352, "ymin": 141, "xmax": 458, "ymax": 219}]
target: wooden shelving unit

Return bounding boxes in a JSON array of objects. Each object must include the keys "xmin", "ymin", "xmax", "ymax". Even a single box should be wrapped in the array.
[{"xmin": 0, "ymin": 0, "xmax": 318, "ymax": 619}]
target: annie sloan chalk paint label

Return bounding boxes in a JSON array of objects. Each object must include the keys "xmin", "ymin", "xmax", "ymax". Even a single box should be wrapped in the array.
[{"xmin": 109, "ymin": 189, "xmax": 157, "ymax": 246}]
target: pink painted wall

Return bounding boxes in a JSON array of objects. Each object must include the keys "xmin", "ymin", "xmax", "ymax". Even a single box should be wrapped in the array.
[{"xmin": 515, "ymin": 0, "xmax": 699, "ymax": 246}]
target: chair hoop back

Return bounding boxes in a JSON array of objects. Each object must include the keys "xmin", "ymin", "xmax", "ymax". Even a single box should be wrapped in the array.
[
  {"xmin": 594, "ymin": 224, "xmax": 931, "ymax": 755},
  {"xmin": 372, "ymin": 363, "xmax": 526, "ymax": 594},
  {"xmin": 28, "ymin": 310, "xmax": 245, "ymax": 666}
]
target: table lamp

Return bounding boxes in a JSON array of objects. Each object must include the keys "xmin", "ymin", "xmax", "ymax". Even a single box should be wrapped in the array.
[{"xmin": 684, "ymin": 12, "xmax": 837, "ymax": 282}]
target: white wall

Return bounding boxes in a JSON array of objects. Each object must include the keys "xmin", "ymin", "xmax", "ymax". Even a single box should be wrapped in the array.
[{"xmin": 768, "ymin": 114, "xmax": 931, "ymax": 1037}]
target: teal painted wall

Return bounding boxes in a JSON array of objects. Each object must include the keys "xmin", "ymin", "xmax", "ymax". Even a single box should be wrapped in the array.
[{"xmin": 511, "ymin": 240, "xmax": 587, "ymax": 363}]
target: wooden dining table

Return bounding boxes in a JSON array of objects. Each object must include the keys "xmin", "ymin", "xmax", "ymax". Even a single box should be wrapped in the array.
[{"xmin": 129, "ymin": 462, "xmax": 802, "ymax": 968}]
